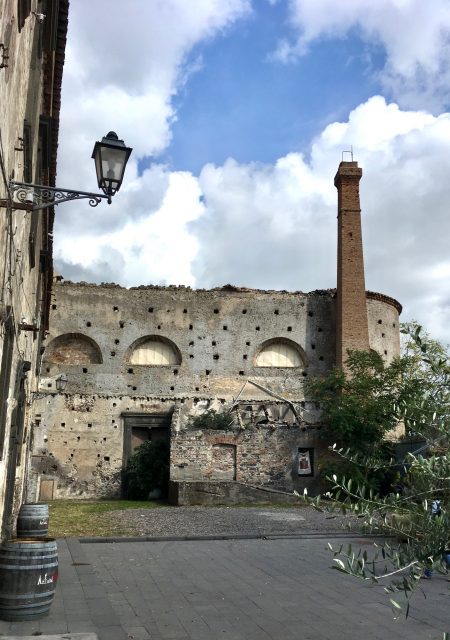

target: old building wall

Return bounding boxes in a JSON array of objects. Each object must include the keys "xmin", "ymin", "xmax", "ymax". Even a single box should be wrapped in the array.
[
  {"xmin": 28, "ymin": 281, "xmax": 401, "ymax": 502},
  {"xmin": 0, "ymin": 1, "xmax": 68, "ymax": 537}
]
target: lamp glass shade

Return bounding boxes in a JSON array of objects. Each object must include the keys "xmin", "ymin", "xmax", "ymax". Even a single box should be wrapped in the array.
[
  {"xmin": 92, "ymin": 132, "xmax": 132, "ymax": 198},
  {"xmin": 55, "ymin": 374, "xmax": 68, "ymax": 392}
]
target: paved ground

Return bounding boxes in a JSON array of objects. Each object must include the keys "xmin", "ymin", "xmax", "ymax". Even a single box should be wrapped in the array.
[{"xmin": 0, "ymin": 534, "xmax": 448, "ymax": 640}]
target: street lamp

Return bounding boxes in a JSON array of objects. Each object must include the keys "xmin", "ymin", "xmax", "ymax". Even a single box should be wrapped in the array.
[
  {"xmin": 92, "ymin": 131, "xmax": 132, "ymax": 203},
  {"xmin": 2, "ymin": 132, "xmax": 132, "ymax": 212},
  {"xmin": 55, "ymin": 373, "xmax": 68, "ymax": 393}
]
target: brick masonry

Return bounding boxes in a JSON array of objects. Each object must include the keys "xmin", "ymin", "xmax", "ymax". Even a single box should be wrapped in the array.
[{"xmin": 335, "ymin": 161, "xmax": 370, "ymax": 367}]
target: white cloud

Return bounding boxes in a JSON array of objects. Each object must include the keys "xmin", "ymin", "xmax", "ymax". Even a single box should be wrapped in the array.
[
  {"xmin": 56, "ymin": 169, "xmax": 204, "ymax": 286},
  {"xmin": 55, "ymin": 0, "xmax": 251, "ymax": 233},
  {"xmin": 191, "ymin": 97, "xmax": 450, "ymax": 346},
  {"xmin": 273, "ymin": 0, "xmax": 450, "ymax": 111}
]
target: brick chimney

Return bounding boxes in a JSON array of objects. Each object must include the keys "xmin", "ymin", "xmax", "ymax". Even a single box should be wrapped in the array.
[{"xmin": 335, "ymin": 161, "xmax": 370, "ymax": 368}]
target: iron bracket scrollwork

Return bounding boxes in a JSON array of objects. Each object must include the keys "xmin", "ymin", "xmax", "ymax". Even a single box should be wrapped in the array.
[{"xmin": 9, "ymin": 181, "xmax": 111, "ymax": 211}]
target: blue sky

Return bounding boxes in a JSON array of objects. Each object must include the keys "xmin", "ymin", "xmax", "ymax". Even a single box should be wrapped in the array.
[
  {"xmin": 55, "ymin": 0, "xmax": 450, "ymax": 346},
  {"xmin": 162, "ymin": 4, "xmax": 385, "ymax": 172}
]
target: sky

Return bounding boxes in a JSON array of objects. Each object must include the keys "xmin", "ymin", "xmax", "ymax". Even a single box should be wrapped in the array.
[{"xmin": 54, "ymin": 0, "xmax": 450, "ymax": 347}]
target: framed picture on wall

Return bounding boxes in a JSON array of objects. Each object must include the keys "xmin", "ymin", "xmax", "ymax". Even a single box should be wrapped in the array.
[{"xmin": 297, "ymin": 447, "xmax": 314, "ymax": 476}]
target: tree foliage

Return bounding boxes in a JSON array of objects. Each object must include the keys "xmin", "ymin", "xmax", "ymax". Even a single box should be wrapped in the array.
[{"xmin": 303, "ymin": 323, "xmax": 450, "ymax": 628}]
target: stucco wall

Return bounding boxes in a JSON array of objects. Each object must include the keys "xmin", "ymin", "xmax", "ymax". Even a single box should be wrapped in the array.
[{"xmin": 0, "ymin": 0, "xmax": 67, "ymax": 537}]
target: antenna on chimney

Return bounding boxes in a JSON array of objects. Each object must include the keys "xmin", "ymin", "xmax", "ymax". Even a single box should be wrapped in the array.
[{"xmin": 342, "ymin": 147, "xmax": 354, "ymax": 162}]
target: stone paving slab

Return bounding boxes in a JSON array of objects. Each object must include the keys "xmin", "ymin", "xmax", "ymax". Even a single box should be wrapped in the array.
[{"xmin": 0, "ymin": 536, "xmax": 448, "ymax": 639}]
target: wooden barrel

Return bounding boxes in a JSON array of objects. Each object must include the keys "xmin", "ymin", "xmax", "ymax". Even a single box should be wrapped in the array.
[
  {"xmin": 17, "ymin": 503, "xmax": 49, "ymax": 538},
  {"xmin": 0, "ymin": 537, "xmax": 58, "ymax": 621}
]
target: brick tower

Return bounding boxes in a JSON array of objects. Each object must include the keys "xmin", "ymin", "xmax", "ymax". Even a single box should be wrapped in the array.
[{"xmin": 335, "ymin": 160, "xmax": 370, "ymax": 368}]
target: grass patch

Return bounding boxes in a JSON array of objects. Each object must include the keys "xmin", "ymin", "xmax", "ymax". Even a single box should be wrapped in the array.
[{"xmin": 48, "ymin": 499, "xmax": 165, "ymax": 538}]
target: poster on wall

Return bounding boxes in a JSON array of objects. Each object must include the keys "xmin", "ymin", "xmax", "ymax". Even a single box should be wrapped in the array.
[{"xmin": 297, "ymin": 448, "xmax": 314, "ymax": 476}]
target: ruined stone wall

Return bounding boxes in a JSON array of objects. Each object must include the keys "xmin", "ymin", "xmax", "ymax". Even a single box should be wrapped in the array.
[{"xmin": 28, "ymin": 281, "xmax": 401, "ymax": 502}]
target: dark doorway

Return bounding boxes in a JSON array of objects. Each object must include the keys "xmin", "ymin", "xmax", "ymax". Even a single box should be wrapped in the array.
[{"xmin": 122, "ymin": 413, "xmax": 172, "ymax": 498}]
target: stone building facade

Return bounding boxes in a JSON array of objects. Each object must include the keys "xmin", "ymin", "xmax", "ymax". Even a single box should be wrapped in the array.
[
  {"xmin": 28, "ymin": 228, "xmax": 401, "ymax": 503},
  {"xmin": 0, "ymin": 0, "xmax": 68, "ymax": 537}
]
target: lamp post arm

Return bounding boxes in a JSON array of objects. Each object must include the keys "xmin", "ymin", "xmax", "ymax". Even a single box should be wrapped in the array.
[{"xmin": 8, "ymin": 181, "xmax": 112, "ymax": 211}]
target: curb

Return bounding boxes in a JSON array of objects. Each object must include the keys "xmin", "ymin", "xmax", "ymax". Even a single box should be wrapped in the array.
[{"xmin": 78, "ymin": 531, "xmax": 384, "ymax": 543}]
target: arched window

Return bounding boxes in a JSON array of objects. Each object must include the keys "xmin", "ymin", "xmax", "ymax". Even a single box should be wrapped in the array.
[
  {"xmin": 255, "ymin": 339, "xmax": 305, "ymax": 368},
  {"xmin": 44, "ymin": 333, "xmax": 103, "ymax": 365},
  {"xmin": 129, "ymin": 336, "xmax": 181, "ymax": 366}
]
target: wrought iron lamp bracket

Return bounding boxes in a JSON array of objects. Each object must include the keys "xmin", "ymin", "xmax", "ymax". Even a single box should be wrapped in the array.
[{"xmin": 9, "ymin": 181, "xmax": 111, "ymax": 211}]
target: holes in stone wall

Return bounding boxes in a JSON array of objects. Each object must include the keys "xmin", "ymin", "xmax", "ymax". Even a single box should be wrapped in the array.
[
  {"xmin": 189, "ymin": 354, "xmax": 194, "ymax": 359},
  {"xmin": 384, "ymin": 350, "xmax": 388, "ymax": 355},
  {"xmin": 214, "ymin": 309, "xmax": 219, "ymax": 314},
  {"xmin": 242, "ymin": 309, "xmax": 247, "ymax": 314},
  {"xmin": 119, "ymin": 321, "xmax": 124, "ymax": 328},
  {"xmin": 212, "ymin": 340, "xmax": 216, "ymax": 346},
  {"xmin": 52, "ymin": 304, "xmax": 57, "ymax": 310},
  {"xmin": 223, "ymin": 325, "xmax": 228, "ymax": 331},
  {"xmin": 189, "ymin": 324, "xmax": 193, "ymax": 330},
  {"xmin": 148, "ymin": 307, "xmax": 154, "ymax": 313},
  {"xmin": 132, "ymin": 386, "xmax": 137, "ymax": 391},
  {"xmin": 239, "ymin": 371, "xmax": 244, "ymax": 376},
  {"xmin": 113, "ymin": 306, "xmax": 119, "ymax": 312},
  {"xmin": 86, "ymin": 321, "xmax": 91, "ymax": 327},
  {"xmin": 393, "ymin": 323, "xmax": 396, "ymax": 328},
  {"xmin": 128, "ymin": 368, "xmax": 134, "ymax": 374},
  {"xmin": 318, "ymin": 327, "xmax": 323, "ymax": 332},
  {"xmin": 308, "ymin": 311, "xmax": 313, "ymax": 317},
  {"xmin": 183, "ymin": 309, "xmax": 187, "ymax": 314},
  {"xmin": 213, "ymin": 354, "xmax": 219, "ymax": 360},
  {"xmin": 243, "ymin": 354, "xmax": 247, "ymax": 360},
  {"xmin": 112, "ymin": 402, "xmax": 116, "ymax": 407},
  {"xmin": 246, "ymin": 341, "xmax": 250, "ymax": 346},
  {"xmin": 170, "ymin": 386, "xmax": 174, "ymax": 391},
  {"xmin": 111, "ymin": 351, "xmax": 116, "ymax": 357},
  {"xmin": 378, "ymin": 319, "xmax": 382, "ymax": 324},
  {"xmin": 302, "ymin": 371, "xmax": 308, "ymax": 377},
  {"xmin": 205, "ymin": 370, "xmax": 211, "ymax": 376},
  {"xmin": 46, "ymin": 367, "xmax": 50, "ymax": 373},
  {"xmin": 195, "ymin": 387, "xmax": 199, "ymax": 391},
  {"xmin": 311, "ymin": 344, "xmax": 316, "ymax": 350},
  {"xmin": 287, "ymin": 326, "xmax": 292, "ymax": 332},
  {"xmin": 189, "ymin": 341, "xmax": 194, "ymax": 346},
  {"xmin": 274, "ymin": 309, "xmax": 279, "ymax": 315},
  {"xmin": 88, "ymin": 423, "xmax": 92, "ymax": 428},
  {"xmin": 382, "ymin": 333, "xmax": 385, "ymax": 338},
  {"xmin": 77, "ymin": 436, "xmax": 80, "ymax": 441},
  {"xmin": 104, "ymin": 456, "xmax": 110, "ymax": 462},
  {"xmin": 82, "ymin": 367, "xmax": 88, "ymax": 373},
  {"xmin": 319, "ymin": 356, "xmax": 324, "ymax": 361},
  {"xmin": 255, "ymin": 326, "xmax": 260, "ymax": 331},
  {"xmin": 61, "ymin": 422, "xmax": 65, "ymax": 427},
  {"xmin": 157, "ymin": 325, "xmax": 161, "ymax": 330},
  {"xmin": 173, "ymin": 369, "xmax": 179, "ymax": 375},
  {"xmin": 115, "ymin": 339, "xmax": 120, "ymax": 344}
]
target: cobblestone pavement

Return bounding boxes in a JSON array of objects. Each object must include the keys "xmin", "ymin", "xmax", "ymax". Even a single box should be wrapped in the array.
[
  {"xmin": 96, "ymin": 504, "xmax": 364, "ymax": 538},
  {"xmin": 0, "ymin": 532, "xmax": 448, "ymax": 640}
]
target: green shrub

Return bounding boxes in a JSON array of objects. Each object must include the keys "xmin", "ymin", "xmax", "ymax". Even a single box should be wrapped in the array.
[
  {"xmin": 124, "ymin": 440, "xmax": 169, "ymax": 500},
  {"xmin": 187, "ymin": 409, "xmax": 235, "ymax": 430}
]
